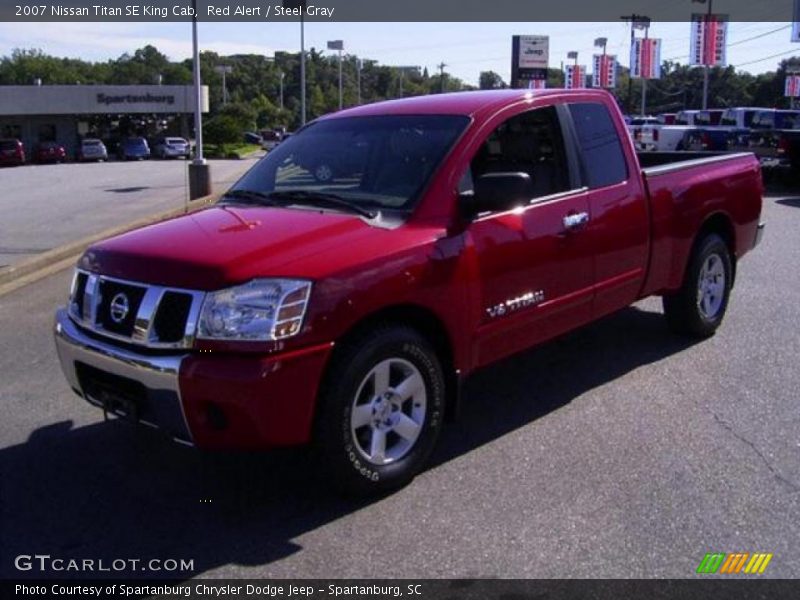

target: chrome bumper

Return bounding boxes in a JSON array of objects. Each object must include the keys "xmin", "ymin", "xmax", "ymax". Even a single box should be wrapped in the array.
[
  {"xmin": 754, "ymin": 222, "xmax": 766, "ymax": 249},
  {"xmin": 53, "ymin": 307, "xmax": 193, "ymax": 444}
]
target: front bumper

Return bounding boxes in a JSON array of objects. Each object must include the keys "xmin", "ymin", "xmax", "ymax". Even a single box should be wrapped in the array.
[{"xmin": 54, "ymin": 308, "xmax": 333, "ymax": 450}]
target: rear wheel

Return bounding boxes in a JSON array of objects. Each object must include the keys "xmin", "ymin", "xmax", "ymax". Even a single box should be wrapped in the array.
[
  {"xmin": 314, "ymin": 326, "xmax": 445, "ymax": 495},
  {"xmin": 663, "ymin": 233, "xmax": 732, "ymax": 337}
]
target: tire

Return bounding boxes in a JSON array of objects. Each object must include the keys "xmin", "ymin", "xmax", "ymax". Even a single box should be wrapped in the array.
[
  {"xmin": 663, "ymin": 233, "xmax": 732, "ymax": 338},
  {"xmin": 314, "ymin": 325, "xmax": 446, "ymax": 495},
  {"xmin": 312, "ymin": 163, "xmax": 334, "ymax": 183}
]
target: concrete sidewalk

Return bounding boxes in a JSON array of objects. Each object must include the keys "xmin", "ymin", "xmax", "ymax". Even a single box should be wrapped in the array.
[{"xmin": 0, "ymin": 156, "xmax": 260, "ymax": 269}]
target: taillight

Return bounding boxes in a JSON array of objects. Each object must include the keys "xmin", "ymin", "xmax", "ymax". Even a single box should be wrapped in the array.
[
  {"xmin": 702, "ymin": 133, "xmax": 712, "ymax": 149},
  {"xmin": 653, "ymin": 129, "xmax": 659, "ymax": 142},
  {"xmin": 778, "ymin": 137, "xmax": 790, "ymax": 154}
]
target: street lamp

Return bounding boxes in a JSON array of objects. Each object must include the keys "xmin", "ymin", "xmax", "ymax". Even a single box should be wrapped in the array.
[
  {"xmin": 394, "ymin": 66, "xmax": 418, "ymax": 98},
  {"xmin": 214, "ymin": 65, "xmax": 232, "ymax": 105},
  {"xmin": 594, "ymin": 37, "xmax": 608, "ymax": 56},
  {"xmin": 327, "ymin": 40, "xmax": 344, "ymax": 110},
  {"xmin": 283, "ymin": 1, "xmax": 306, "ymax": 124},
  {"xmin": 355, "ymin": 58, "xmax": 362, "ymax": 105},
  {"xmin": 188, "ymin": 0, "xmax": 210, "ymax": 200}
]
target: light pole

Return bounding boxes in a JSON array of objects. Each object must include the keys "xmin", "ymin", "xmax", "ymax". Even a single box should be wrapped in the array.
[
  {"xmin": 641, "ymin": 21, "xmax": 651, "ymax": 116},
  {"xmin": 283, "ymin": 1, "xmax": 306, "ymax": 124},
  {"xmin": 214, "ymin": 65, "xmax": 232, "ymax": 105},
  {"xmin": 621, "ymin": 13, "xmax": 650, "ymax": 114},
  {"xmin": 395, "ymin": 66, "xmax": 417, "ymax": 98},
  {"xmin": 188, "ymin": 0, "xmax": 210, "ymax": 200},
  {"xmin": 356, "ymin": 58, "xmax": 362, "ymax": 105},
  {"xmin": 438, "ymin": 62, "xmax": 447, "ymax": 93},
  {"xmin": 567, "ymin": 51, "xmax": 578, "ymax": 88},
  {"xmin": 327, "ymin": 40, "xmax": 344, "ymax": 110},
  {"xmin": 692, "ymin": 0, "xmax": 714, "ymax": 110},
  {"xmin": 594, "ymin": 37, "xmax": 607, "ymax": 56}
]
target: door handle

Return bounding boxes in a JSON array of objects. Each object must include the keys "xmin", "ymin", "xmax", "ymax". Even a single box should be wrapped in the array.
[{"xmin": 563, "ymin": 211, "xmax": 590, "ymax": 231}]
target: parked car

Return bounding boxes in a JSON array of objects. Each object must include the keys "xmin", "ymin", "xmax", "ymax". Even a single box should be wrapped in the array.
[
  {"xmin": 625, "ymin": 116, "xmax": 660, "ymax": 148},
  {"xmin": 260, "ymin": 130, "xmax": 283, "ymax": 151},
  {"xmin": 681, "ymin": 107, "xmax": 760, "ymax": 152},
  {"xmin": 118, "ymin": 137, "xmax": 150, "ymax": 160},
  {"xmin": 0, "ymin": 138, "xmax": 25, "ymax": 166},
  {"xmin": 244, "ymin": 131, "xmax": 263, "ymax": 145},
  {"xmin": 54, "ymin": 89, "xmax": 764, "ymax": 494},
  {"xmin": 734, "ymin": 110, "xmax": 800, "ymax": 176},
  {"xmin": 639, "ymin": 109, "xmax": 702, "ymax": 151},
  {"xmin": 152, "ymin": 136, "xmax": 190, "ymax": 159},
  {"xmin": 33, "ymin": 141, "xmax": 66, "ymax": 164},
  {"xmin": 77, "ymin": 138, "xmax": 108, "ymax": 162}
]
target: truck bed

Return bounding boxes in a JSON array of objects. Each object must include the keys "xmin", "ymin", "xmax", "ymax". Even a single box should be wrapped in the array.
[{"xmin": 637, "ymin": 151, "xmax": 762, "ymax": 297}]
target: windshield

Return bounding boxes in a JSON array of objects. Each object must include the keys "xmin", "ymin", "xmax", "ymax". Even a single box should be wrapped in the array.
[
  {"xmin": 166, "ymin": 138, "xmax": 185, "ymax": 144},
  {"xmin": 229, "ymin": 115, "xmax": 470, "ymax": 212},
  {"xmin": 0, "ymin": 140, "xmax": 18, "ymax": 150}
]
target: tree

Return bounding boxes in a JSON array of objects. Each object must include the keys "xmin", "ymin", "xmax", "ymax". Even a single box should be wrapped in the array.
[{"xmin": 479, "ymin": 71, "xmax": 506, "ymax": 90}]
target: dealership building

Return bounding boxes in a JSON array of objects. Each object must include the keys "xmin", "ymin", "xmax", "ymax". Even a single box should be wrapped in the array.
[{"xmin": 0, "ymin": 84, "xmax": 209, "ymax": 157}]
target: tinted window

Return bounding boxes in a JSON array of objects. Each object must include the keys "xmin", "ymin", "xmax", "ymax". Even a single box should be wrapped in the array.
[
  {"xmin": 568, "ymin": 103, "xmax": 628, "ymax": 189},
  {"xmin": 464, "ymin": 105, "xmax": 572, "ymax": 201},
  {"xmin": 232, "ymin": 115, "xmax": 469, "ymax": 210}
]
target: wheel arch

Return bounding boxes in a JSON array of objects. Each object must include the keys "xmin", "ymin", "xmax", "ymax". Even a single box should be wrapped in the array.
[
  {"xmin": 695, "ymin": 211, "xmax": 737, "ymax": 286},
  {"xmin": 321, "ymin": 303, "xmax": 461, "ymax": 422}
]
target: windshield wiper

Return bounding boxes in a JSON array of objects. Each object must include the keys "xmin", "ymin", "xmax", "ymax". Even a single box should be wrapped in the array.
[
  {"xmin": 221, "ymin": 188, "xmax": 277, "ymax": 205},
  {"xmin": 267, "ymin": 190, "xmax": 377, "ymax": 219}
]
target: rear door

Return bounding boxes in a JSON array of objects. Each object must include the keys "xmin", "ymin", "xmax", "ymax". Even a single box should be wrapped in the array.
[
  {"xmin": 564, "ymin": 102, "xmax": 649, "ymax": 319},
  {"xmin": 463, "ymin": 104, "xmax": 595, "ymax": 367}
]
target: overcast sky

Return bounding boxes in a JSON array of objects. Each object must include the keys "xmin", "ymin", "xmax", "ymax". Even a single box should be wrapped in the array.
[{"xmin": 0, "ymin": 21, "xmax": 797, "ymax": 85}]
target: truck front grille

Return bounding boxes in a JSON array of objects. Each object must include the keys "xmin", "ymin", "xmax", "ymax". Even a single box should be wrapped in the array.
[
  {"xmin": 68, "ymin": 270, "xmax": 205, "ymax": 350},
  {"xmin": 153, "ymin": 292, "xmax": 193, "ymax": 343}
]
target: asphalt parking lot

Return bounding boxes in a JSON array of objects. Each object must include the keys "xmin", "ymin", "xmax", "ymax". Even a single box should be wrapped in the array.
[
  {"xmin": 0, "ymin": 192, "xmax": 797, "ymax": 579},
  {"xmin": 0, "ymin": 157, "xmax": 261, "ymax": 268}
]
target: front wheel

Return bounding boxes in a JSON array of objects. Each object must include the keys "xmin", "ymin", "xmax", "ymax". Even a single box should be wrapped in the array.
[
  {"xmin": 663, "ymin": 233, "xmax": 733, "ymax": 338},
  {"xmin": 314, "ymin": 326, "xmax": 446, "ymax": 495}
]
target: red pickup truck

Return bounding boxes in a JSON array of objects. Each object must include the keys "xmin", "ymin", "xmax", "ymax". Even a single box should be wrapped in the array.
[{"xmin": 55, "ymin": 90, "xmax": 764, "ymax": 493}]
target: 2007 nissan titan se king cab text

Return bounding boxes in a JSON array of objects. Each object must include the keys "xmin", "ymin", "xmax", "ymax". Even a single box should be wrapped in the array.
[{"xmin": 54, "ymin": 89, "xmax": 765, "ymax": 494}]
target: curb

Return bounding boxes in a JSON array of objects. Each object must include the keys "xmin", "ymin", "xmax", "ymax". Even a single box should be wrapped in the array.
[{"xmin": 0, "ymin": 191, "xmax": 222, "ymax": 296}]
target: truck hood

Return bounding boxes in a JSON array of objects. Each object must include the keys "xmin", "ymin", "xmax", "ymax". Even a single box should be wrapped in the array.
[{"xmin": 80, "ymin": 205, "xmax": 384, "ymax": 289}]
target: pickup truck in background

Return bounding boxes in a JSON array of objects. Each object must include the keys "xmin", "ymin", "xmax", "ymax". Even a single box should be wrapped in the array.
[
  {"xmin": 683, "ymin": 108, "xmax": 749, "ymax": 152},
  {"xmin": 638, "ymin": 109, "xmax": 702, "ymax": 151},
  {"xmin": 54, "ymin": 89, "xmax": 765, "ymax": 494},
  {"xmin": 731, "ymin": 109, "xmax": 800, "ymax": 178}
]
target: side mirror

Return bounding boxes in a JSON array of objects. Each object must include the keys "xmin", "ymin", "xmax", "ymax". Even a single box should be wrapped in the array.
[{"xmin": 460, "ymin": 172, "xmax": 532, "ymax": 218}]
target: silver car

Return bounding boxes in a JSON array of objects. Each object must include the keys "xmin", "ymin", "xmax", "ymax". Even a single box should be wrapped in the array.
[
  {"xmin": 153, "ymin": 137, "xmax": 191, "ymax": 159},
  {"xmin": 77, "ymin": 138, "xmax": 108, "ymax": 162}
]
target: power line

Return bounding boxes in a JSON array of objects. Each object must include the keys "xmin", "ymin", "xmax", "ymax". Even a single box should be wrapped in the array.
[
  {"xmin": 728, "ymin": 25, "xmax": 791, "ymax": 47},
  {"xmin": 735, "ymin": 48, "xmax": 800, "ymax": 68}
]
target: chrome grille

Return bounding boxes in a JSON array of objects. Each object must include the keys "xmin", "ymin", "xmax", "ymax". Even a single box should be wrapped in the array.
[{"xmin": 68, "ymin": 270, "xmax": 205, "ymax": 349}]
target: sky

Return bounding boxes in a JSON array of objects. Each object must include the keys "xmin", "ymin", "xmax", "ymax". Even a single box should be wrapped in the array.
[{"xmin": 0, "ymin": 21, "xmax": 797, "ymax": 86}]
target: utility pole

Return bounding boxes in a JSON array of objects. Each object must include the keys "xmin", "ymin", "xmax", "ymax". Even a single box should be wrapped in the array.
[
  {"xmin": 279, "ymin": 71, "xmax": 285, "ymax": 109},
  {"xmin": 438, "ymin": 62, "xmax": 447, "ymax": 93}
]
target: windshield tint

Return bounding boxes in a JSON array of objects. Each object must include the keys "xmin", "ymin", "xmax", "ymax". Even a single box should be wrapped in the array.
[{"xmin": 230, "ymin": 115, "xmax": 470, "ymax": 211}]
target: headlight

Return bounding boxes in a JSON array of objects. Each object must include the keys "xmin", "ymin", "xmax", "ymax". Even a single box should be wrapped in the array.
[{"xmin": 197, "ymin": 279, "xmax": 312, "ymax": 342}]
